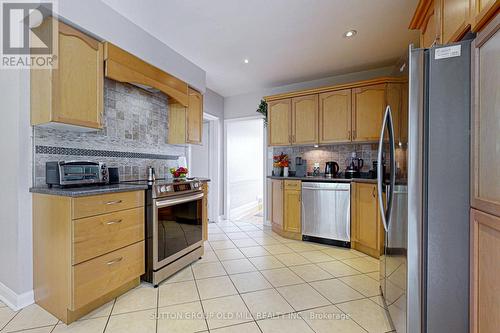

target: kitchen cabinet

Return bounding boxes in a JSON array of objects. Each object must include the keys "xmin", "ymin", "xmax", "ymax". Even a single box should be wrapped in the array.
[
  {"xmin": 31, "ymin": 19, "xmax": 103, "ymax": 129},
  {"xmin": 471, "ymin": 17, "xmax": 500, "ymax": 217},
  {"xmin": 268, "ymin": 99, "xmax": 292, "ymax": 146},
  {"xmin": 186, "ymin": 88, "xmax": 203, "ymax": 144},
  {"xmin": 291, "ymin": 95, "xmax": 319, "ymax": 144},
  {"xmin": 33, "ymin": 191, "xmax": 145, "ymax": 324},
  {"xmin": 283, "ymin": 180, "xmax": 302, "ymax": 234},
  {"xmin": 168, "ymin": 87, "xmax": 204, "ymax": 145},
  {"xmin": 319, "ymin": 89, "xmax": 352, "ymax": 143},
  {"xmin": 271, "ymin": 179, "xmax": 302, "ymax": 239},
  {"xmin": 470, "ymin": 209, "xmax": 500, "ymax": 333},
  {"xmin": 471, "ymin": 0, "xmax": 499, "ymax": 32},
  {"xmin": 351, "ymin": 182, "xmax": 384, "ymax": 258},
  {"xmin": 271, "ymin": 179, "xmax": 284, "ymax": 228},
  {"xmin": 266, "ymin": 78, "xmax": 406, "ymax": 147},
  {"xmin": 400, "ymin": 83, "xmax": 409, "ymax": 144},
  {"xmin": 441, "ymin": 0, "xmax": 471, "ymax": 43},
  {"xmin": 352, "ymin": 84, "xmax": 387, "ymax": 142}
]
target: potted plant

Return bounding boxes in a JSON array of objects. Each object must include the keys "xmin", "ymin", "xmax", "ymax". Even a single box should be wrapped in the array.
[
  {"xmin": 256, "ymin": 99, "xmax": 268, "ymax": 126},
  {"xmin": 273, "ymin": 153, "xmax": 289, "ymax": 177}
]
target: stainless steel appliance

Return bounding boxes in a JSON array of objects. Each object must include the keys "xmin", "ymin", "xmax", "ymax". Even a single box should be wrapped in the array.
[
  {"xmin": 125, "ymin": 179, "xmax": 204, "ymax": 287},
  {"xmin": 45, "ymin": 161, "xmax": 108, "ymax": 187},
  {"xmin": 324, "ymin": 161, "xmax": 339, "ymax": 178},
  {"xmin": 378, "ymin": 40, "xmax": 471, "ymax": 333},
  {"xmin": 301, "ymin": 182, "xmax": 350, "ymax": 246},
  {"xmin": 295, "ymin": 157, "xmax": 307, "ymax": 177}
]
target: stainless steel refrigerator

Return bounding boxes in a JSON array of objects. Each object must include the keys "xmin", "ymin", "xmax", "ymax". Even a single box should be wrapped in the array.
[{"xmin": 378, "ymin": 40, "xmax": 471, "ymax": 333}]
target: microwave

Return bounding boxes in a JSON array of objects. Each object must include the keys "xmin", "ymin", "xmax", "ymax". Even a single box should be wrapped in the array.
[{"xmin": 46, "ymin": 161, "xmax": 109, "ymax": 187}]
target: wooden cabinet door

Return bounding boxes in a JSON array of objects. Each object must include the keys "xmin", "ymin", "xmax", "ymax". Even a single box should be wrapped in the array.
[
  {"xmin": 400, "ymin": 83, "xmax": 409, "ymax": 144},
  {"xmin": 271, "ymin": 180, "xmax": 283, "ymax": 228},
  {"xmin": 319, "ymin": 89, "xmax": 352, "ymax": 143},
  {"xmin": 352, "ymin": 84, "xmax": 386, "ymax": 142},
  {"xmin": 421, "ymin": 1, "xmax": 439, "ymax": 47},
  {"xmin": 471, "ymin": 0, "xmax": 499, "ymax": 32},
  {"xmin": 386, "ymin": 83, "xmax": 402, "ymax": 144},
  {"xmin": 471, "ymin": 20, "xmax": 500, "ymax": 216},
  {"xmin": 441, "ymin": 0, "xmax": 471, "ymax": 43},
  {"xmin": 470, "ymin": 209, "xmax": 500, "ymax": 333},
  {"xmin": 54, "ymin": 22, "xmax": 103, "ymax": 128},
  {"xmin": 186, "ymin": 88, "xmax": 203, "ymax": 144},
  {"xmin": 284, "ymin": 188, "xmax": 301, "ymax": 234},
  {"xmin": 268, "ymin": 99, "xmax": 291, "ymax": 146},
  {"xmin": 354, "ymin": 183, "xmax": 383, "ymax": 257},
  {"xmin": 291, "ymin": 95, "xmax": 318, "ymax": 145}
]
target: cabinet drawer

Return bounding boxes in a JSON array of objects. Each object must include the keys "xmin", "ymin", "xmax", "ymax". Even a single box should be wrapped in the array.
[
  {"xmin": 71, "ymin": 241, "xmax": 144, "ymax": 310},
  {"xmin": 72, "ymin": 191, "xmax": 144, "ymax": 219},
  {"xmin": 284, "ymin": 180, "xmax": 301, "ymax": 190},
  {"xmin": 72, "ymin": 208, "xmax": 145, "ymax": 264}
]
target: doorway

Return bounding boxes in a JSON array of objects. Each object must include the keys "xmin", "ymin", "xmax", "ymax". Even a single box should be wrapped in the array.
[{"xmin": 225, "ymin": 118, "xmax": 264, "ymax": 222}]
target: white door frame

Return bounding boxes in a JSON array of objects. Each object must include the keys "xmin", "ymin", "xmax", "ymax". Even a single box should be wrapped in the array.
[{"xmin": 224, "ymin": 116, "xmax": 267, "ymax": 221}]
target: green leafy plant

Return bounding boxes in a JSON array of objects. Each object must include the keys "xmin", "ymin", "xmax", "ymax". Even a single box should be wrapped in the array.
[{"xmin": 256, "ymin": 99, "xmax": 268, "ymax": 126}]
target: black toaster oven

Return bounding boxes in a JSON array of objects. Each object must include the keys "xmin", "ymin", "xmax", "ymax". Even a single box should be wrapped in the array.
[{"xmin": 46, "ymin": 161, "xmax": 109, "ymax": 187}]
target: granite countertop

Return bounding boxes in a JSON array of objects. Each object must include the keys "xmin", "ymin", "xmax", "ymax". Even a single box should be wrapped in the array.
[
  {"xmin": 29, "ymin": 183, "xmax": 149, "ymax": 197},
  {"xmin": 267, "ymin": 176, "xmax": 377, "ymax": 184}
]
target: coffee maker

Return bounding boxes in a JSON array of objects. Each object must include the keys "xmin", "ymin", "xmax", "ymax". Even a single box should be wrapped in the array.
[{"xmin": 344, "ymin": 153, "xmax": 364, "ymax": 179}]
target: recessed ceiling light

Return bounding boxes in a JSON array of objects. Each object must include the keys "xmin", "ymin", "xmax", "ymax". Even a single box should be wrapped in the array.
[
  {"xmin": 244, "ymin": 59, "xmax": 249, "ymax": 64},
  {"xmin": 343, "ymin": 30, "xmax": 357, "ymax": 38}
]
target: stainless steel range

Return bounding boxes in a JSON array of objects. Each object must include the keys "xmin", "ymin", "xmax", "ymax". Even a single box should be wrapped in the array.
[{"xmin": 124, "ymin": 178, "xmax": 204, "ymax": 287}]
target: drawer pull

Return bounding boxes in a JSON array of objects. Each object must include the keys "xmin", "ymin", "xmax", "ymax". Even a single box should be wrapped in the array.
[
  {"xmin": 105, "ymin": 200, "xmax": 123, "ymax": 205},
  {"xmin": 107, "ymin": 257, "xmax": 123, "ymax": 265},
  {"xmin": 105, "ymin": 219, "xmax": 123, "ymax": 225}
]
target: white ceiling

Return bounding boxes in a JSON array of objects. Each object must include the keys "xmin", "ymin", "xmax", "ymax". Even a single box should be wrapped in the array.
[{"xmin": 102, "ymin": 0, "xmax": 419, "ymax": 97}]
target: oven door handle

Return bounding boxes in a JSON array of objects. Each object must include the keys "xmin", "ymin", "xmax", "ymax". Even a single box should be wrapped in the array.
[{"xmin": 155, "ymin": 192, "xmax": 204, "ymax": 208}]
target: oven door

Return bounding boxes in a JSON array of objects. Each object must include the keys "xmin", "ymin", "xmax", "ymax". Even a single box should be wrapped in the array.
[{"xmin": 153, "ymin": 191, "xmax": 204, "ymax": 270}]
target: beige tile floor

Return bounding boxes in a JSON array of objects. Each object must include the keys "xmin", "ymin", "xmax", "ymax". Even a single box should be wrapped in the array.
[{"xmin": 0, "ymin": 218, "xmax": 395, "ymax": 333}]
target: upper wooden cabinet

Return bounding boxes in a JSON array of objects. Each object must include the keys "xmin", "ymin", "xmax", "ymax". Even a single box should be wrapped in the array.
[
  {"xmin": 268, "ymin": 99, "xmax": 292, "ymax": 146},
  {"xmin": 186, "ymin": 88, "xmax": 203, "ymax": 144},
  {"xmin": 410, "ymin": 0, "xmax": 499, "ymax": 45},
  {"xmin": 266, "ymin": 77, "xmax": 407, "ymax": 147},
  {"xmin": 352, "ymin": 84, "xmax": 387, "ymax": 142},
  {"xmin": 291, "ymin": 95, "xmax": 318, "ymax": 144},
  {"xmin": 31, "ymin": 20, "xmax": 104, "ymax": 129},
  {"xmin": 471, "ymin": 16, "xmax": 500, "ymax": 217},
  {"xmin": 319, "ymin": 89, "xmax": 352, "ymax": 143},
  {"xmin": 168, "ymin": 87, "xmax": 204, "ymax": 145}
]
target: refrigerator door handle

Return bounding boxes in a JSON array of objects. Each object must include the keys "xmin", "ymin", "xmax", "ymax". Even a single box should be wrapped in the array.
[{"xmin": 377, "ymin": 105, "xmax": 396, "ymax": 232}]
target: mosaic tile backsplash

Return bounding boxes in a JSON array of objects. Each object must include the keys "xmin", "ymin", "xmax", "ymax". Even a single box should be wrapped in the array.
[
  {"xmin": 33, "ymin": 79, "xmax": 188, "ymax": 186},
  {"xmin": 273, "ymin": 144, "xmax": 407, "ymax": 177}
]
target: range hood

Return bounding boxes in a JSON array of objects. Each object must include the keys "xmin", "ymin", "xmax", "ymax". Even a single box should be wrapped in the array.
[{"xmin": 103, "ymin": 42, "xmax": 189, "ymax": 107}]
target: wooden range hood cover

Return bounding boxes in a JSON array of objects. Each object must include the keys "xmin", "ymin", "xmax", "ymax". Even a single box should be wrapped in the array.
[{"xmin": 103, "ymin": 42, "xmax": 189, "ymax": 106}]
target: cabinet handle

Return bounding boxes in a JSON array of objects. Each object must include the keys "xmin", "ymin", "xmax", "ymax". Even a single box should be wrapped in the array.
[
  {"xmin": 106, "ymin": 257, "xmax": 123, "ymax": 265},
  {"xmin": 372, "ymin": 187, "xmax": 376, "ymax": 198},
  {"xmin": 352, "ymin": 130, "xmax": 356, "ymax": 140},
  {"xmin": 105, "ymin": 200, "xmax": 123, "ymax": 205},
  {"xmin": 347, "ymin": 130, "xmax": 351, "ymax": 140},
  {"xmin": 105, "ymin": 219, "xmax": 122, "ymax": 225}
]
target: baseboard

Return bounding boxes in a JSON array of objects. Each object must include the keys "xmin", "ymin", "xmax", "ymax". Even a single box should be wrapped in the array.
[
  {"xmin": 0, "ymin": 281, "xmax": 34, "ymax": 311},
  {"xmin": 230, "ymin": 201, "xmax": 260, "ymax": 220}
]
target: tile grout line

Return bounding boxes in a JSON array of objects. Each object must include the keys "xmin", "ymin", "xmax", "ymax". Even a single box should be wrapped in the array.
[
  {"xmin": 190, "ymin": 264, "xmax": 210, "ymax": 332},
  {"xmin": 102, "ymin": 297, "xmax": 117, "ymax": 333}
]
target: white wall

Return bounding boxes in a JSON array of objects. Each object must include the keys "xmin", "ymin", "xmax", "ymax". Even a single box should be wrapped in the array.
[
  {"xmin": 0, "ymin": 0, "xmax": 209, "ymax": 309},
  {"xmin": 204, "ymin": 89, "xmax": 225, "ymax": 119},
  {"xmin": 0, "ymin": 70, "xmax": 33, "ymax": 309},
  {"xmin": 224, "ymin": 66, "xmax": 396, "ymax": 119},
  {"xmin": 226, "ymin": 119, "xmax": 264, "ymax": 219}
]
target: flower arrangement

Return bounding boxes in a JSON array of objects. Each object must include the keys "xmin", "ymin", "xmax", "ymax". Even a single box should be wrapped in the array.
[
  {"xmin": 273, "ymin": 153, "xmax": 289, "ymax": 168},
  {"xmin": 169, "ymin": 167, "xmax": 188, "ymax": 179}
]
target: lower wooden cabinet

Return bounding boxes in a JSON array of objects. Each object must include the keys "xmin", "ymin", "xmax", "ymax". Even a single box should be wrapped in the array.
[
  {"xmin": 470, "ymin": 208, "xmax": 500, "ymax": 333},
  {"xmin": 351, "ymin": 182, "xmax": 384, "ymax": 258},
  {"xmin": 271, "ymin": 179, "xmax": 301, "ymax": 239},
  {"xmin": 33, "ymin": 191, "xmax": 145, "ymax": 324}
]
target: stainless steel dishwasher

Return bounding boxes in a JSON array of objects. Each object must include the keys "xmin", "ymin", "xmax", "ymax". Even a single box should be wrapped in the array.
[{"xmin": 301, "ymin": 182, "xmax": 350, "ymax": 246}]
